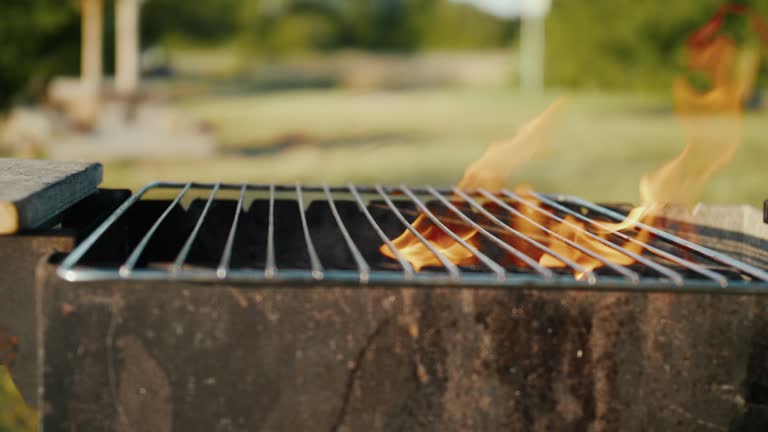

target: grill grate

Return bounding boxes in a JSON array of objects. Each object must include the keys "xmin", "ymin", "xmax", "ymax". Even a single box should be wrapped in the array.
[{"xmin": 58, "ymin": 182, "xmax": 768, "ymax": 292}]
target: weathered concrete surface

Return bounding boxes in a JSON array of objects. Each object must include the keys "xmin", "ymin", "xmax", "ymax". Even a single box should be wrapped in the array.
[
  {"xmin": 40, "ymin": 277, "xmax": 768, "ymax": 432},
  {"xmin": 0, "ymin": 234, "xmax": 74, "ymax": 409},
  {"xmin": 3, "ymin": 201, "xmax": 767, "ymax": 430},
  {"xmin": 0, "ymin": 189, "xmax": 127, "ymax": 409}
]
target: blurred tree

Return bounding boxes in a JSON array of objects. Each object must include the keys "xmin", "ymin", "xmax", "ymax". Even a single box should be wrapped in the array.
[
  {"xmin": 5, "ymin": 0, "xmax": 762, "ymax": 109},
  {"xmin": 546, "ymin": 0, "xmax": 768, "ymax": 90},
  {"xmin": 419, "ymin": 0, "xmax": 515, "ymax": 50},
  {"xmin": 266, "ymin": 13, "xmax": 338, "ymax": 53},
  {"xmin": 0, "ymin": 0, "xmax": 81, "ymax": 109},
  {"xmin": 0, "ymin": 0, "xmax": 519, "ymax": 110},
  {"xmin": 239, "ymin": 0, "xmax": 345, "ymax": 55},
  {"xmin": 340, "ymin": 0, "xmax": 419, "ymax": 51},
  {"xmin": 235, "ymin": 0, "xmax": 514, "ymax": 55},
  {"xmin": 143, "ymin": 0, "xmax": 242, "ymax": 45}
]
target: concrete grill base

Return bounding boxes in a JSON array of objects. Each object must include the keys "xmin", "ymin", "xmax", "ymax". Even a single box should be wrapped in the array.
[
  {"xmin": 4, "ymin": 198, "xmax": 768, "ymax": 431},
  {"xmin": 36, "ymin": 276, "xmax": 768, "ymax": 432},
  {"xmin": 0, "ymin": 233, "xmax": 73, "ymax": 411}
]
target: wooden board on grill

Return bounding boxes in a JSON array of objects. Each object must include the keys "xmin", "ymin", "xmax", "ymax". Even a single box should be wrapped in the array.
[{"xmin": 0, "ymin": 158, "xmax": 103, "ymax": 235}]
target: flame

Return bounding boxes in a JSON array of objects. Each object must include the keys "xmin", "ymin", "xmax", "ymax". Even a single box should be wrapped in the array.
[
  {"xmin": 381, "ymin": 212, "xmax": 480, "ymax": 271},
  {"xmin": 456, "ymin": 98, "xmax": 568, "ymax": 193},
  {"xmin": 381, "ymin": 4, "xmax": 763, "ymax": 276},
  {"xmin": 512, "ymin": 188, "xmax": 653, "ymax": 279},
  {"xmin": 380, "ymin": 99, "xmax": 566, "ymax": 269},
  {"xmin": 604, "ymin": 6, "xmax": 764, "ymax": 237},
  {"xmin": 540, "ymin": 216, "xmax": 634, "ymax": 276}
]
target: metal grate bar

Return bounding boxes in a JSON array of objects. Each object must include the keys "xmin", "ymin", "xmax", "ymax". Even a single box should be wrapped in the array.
[
  {"xmin": 427, "ymin": 187, "xmax": 555, "ymax": 281},
  {"xmin": 530, "ymin": 191, "xmax": 728, "ymax": 286},
  {"xmin": 348, "ymin": 184, "xmax": 415, "ymax": 280},
  {"xmin": 217, "ymin": 184, "xmax": 247, "ymax": 278},
  {"xmin": 503, "ymin": 190, "xmax": 685, "ymax": 285},
  {"xmin": 172, "ymin": 182, "xmax": 221, "ymax": 273},
  {"xmin": 59, "ymin": 183, "xmax": 152, "ymax": 280},
  {"xmin": 566, "ymin": 196, "xmax": 768, "ymax": 282},
  {"xmin": 296, "ymin": 183, "xmax": 324, "ymax": 280},
  {"xmin": 479, "ymin": 189, "xmax": 640, "ymax": 282},
  {"xmin": 265, "ymin": 184, "xmax": 277, "ymax": 279},
  {"xmin": 374, "ymin": 184, "xmax": 461, "ymax": 280},
  {"xmin": 400, "ymin": 185, "xmax": 506, "ymax": 280},
  {"xmin": 323, "ymin": 183, "xmax": 371, "ymax": 283},
  {"xmin": 452, "ymin": 188, "xmax": 589, "ymax": 280},
  {"xmin": 119, "ymin": 182, "xmax": 193, "ymax": 276}
]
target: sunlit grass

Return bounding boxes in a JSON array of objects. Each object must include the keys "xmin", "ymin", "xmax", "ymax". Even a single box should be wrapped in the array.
[
  {"xmin": 103, "ymin": 87, "xmax": 768, "ymax": 207},
  {"xmin": 0, "ymin": 367, "xmax": 36, "ymax": 432}
]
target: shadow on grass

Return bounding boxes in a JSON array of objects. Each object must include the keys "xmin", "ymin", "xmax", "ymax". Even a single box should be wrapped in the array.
[{"xmin": 221, "ymin": 131, "xmax": 423, "ymax": 157}]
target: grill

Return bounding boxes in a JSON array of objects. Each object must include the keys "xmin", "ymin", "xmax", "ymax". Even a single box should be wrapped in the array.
[
  {"xmin": 60, "ymin": 181, "xmax": 768, "ymax": 292},
  {"xmin": 4, "ymin": 180, "xmax": 768, "ymax": 431}
]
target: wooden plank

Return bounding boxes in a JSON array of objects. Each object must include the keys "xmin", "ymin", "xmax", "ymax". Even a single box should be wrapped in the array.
[{"xmin": 0, "ymin": 159, "xmax": 103, "ymax": 234}]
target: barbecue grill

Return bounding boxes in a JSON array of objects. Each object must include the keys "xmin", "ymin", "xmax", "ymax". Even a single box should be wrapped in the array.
[
  {"xmin": 4, "ymin": 175, "xmax": 768, "ymax": 431},
  {"xmin": 59, "ymin": 182, "xmax": 768, "ymax": 291}
]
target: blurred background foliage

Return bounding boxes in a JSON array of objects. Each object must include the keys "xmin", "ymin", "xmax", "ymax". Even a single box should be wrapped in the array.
[
  {"xmin": 1, "ymin": 1, "xmax": 768, "ymax": 428},
  {"xmin": 546, "ymin": 0, "xmax": 768, "ymax": 90},
  {"xmin": 1, "ymin": 0, "xmax": 82, "ymax": 109},
  {"xmin": 4, "ymin": 0, "xmax": 767, "ymax": 110}
]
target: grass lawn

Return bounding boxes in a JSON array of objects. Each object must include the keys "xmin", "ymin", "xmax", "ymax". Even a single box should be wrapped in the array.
[
  {"xmin": 102, "ymin": 86, "xmax": 768, "ymax": 207},
  {"xmin": 0, "ymin": 367, "xmax": 36, "ymax": 431}
]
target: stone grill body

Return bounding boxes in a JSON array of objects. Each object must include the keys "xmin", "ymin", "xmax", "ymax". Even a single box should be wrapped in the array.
[{"xmin": 2, "ymin": 184, "xmax": 768, "ymax": 431}]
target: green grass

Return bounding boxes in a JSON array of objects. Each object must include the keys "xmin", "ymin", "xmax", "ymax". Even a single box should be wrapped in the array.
[
  {"xmin": 102, "ymin": 86, "xmax": 768, "ymax": 207},
  {"xmin": 0, "ymin": 368, "xmax": 36, "ymax": 432}
]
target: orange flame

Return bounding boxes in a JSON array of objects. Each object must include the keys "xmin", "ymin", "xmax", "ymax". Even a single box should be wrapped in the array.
[
  {"xmin": 456, "ymin": 99, "xmax": 568, "ymax": 193},
  {"xmin": 382, "ymin": 213, "xmax": 479, "ymax": 271},
  {"xmin": 511, "ymin": 188, "xmax": 653, "ymax": 279},
  {"xmin": 381, "ymin": 4, "xmax": 763, "ymax": 276},
  {"xmin": 539, "ymin": 215, "xmax": 635, "ymax": 276},
  {"xmin": 608, "ymin": 4, "xmax": 763, "ymax": 232},
  {"xmin": 380, "ymin": 99, "xmax": 567, "ymax": 269}
]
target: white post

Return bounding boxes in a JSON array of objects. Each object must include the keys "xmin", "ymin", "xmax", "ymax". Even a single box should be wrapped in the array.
[
  {"xmin": 81, "ymin": 0, "xmax": 103, "ymax": 93},
  {"xmin": 115, "ymin": 0, "xmax": 140, "ymax": 97},
  {"xmin": 519, "ymin": 0, "xmax": 551, "ymax": 94},
  {"xmin": 519, "ymin": 16, "xmax": 545, "ymax": 94}
]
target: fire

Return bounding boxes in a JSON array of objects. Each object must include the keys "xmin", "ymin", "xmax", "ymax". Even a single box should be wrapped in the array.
[
  {"xmin": 540, "ymin": 215, "xmax": 634, "ymax": 274},
  {"xmin": 381, "ymin": 4, "xmax": 764, "ymax": 277},
  {"xmin": 381, "ymin": 213, "xmax": 479, "ymax": 271},
  {"xmin": 510, "ymin": 188, "xmax": 653, "ymax": 280},
  {"xmin": 380, "ymin": 99, "xmax": 567, "ymax": 269},
  {"xmin": 609, "ymin": 4, "xmax": 764, "ymax": 230},
  {"xmin": 456, "ymin": 98, "xmax": 567, "ymax": 193}
]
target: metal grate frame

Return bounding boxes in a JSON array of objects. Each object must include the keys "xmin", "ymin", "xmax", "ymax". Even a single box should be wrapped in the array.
[{"xmin": 58, "ymin": 182, "xmax": 768, "ymax": 293}]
